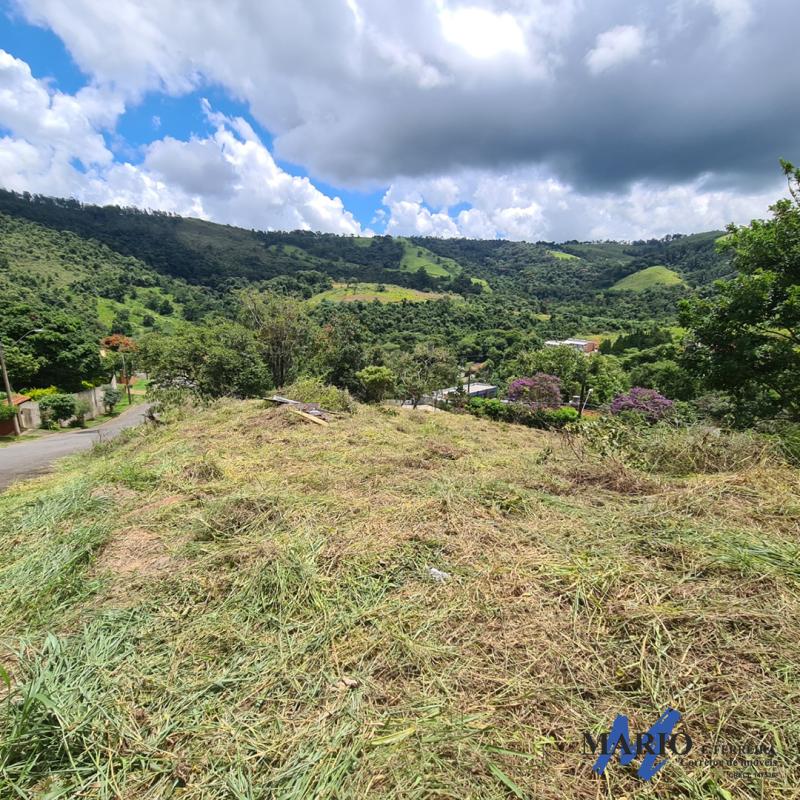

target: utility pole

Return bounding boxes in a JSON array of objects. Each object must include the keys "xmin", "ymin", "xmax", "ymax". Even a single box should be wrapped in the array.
[{"xmin": 0, "ymin": 337, "xmax": 20, "ymax": 436}]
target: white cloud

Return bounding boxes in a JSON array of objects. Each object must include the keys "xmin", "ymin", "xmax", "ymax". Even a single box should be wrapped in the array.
[
  {"xmin": 439, "ymin": 5, "xmax": 527, "ymax": 60},
  {"xmin": 5, "ymin": 1, "xmax": 798, "ymax": 239},
  {"xmin": 585, "ymin": 25, "xmax": 646, "ymax": 74},
  {"xmin": 0, "ymin": 49, "xmax": 119, "ymax": 169},
  {"xmin": 0, "ymin": 52, "xmax": 362, "ymax": 234},
  {"xmin": 381, "ymin": 167, "xmax": 782, "ymax": 241}
]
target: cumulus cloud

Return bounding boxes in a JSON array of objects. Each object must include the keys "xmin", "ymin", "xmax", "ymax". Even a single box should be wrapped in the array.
[
  {"xmin": 0, "ymin": 51, "xmax": 362, "ymax": 234},
  {"xmin": 381, "ymin": 167, "xmax": 783, "ymax": 241},
  {"xmin": 585, "ymin": 25, "xmax": 646, "ymax": 74},
  {"xmin": 4, "ymin": 0, "xmax": 799, "ymax": 238},
  {"xmin": 15, "ymin": 0, "xmax": 799, "ymax": 194}
]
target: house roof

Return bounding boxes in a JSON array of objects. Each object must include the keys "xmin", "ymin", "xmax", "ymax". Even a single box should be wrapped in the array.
[
  {"xmin": 545, "ymin": 338, "xmax": 591, "ymax": 346},
  {"xmin": 434, "ymin": 382, "xmax": 497, "ymax": 397},
  {"xmin": 10, "ymin": 393, "xmax": 30, "ymax": 406}
]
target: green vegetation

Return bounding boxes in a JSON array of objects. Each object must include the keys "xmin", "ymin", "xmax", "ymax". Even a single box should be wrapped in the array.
[
  {"xmin": 610, "ymin": 265, "xmax": 685, "ymax": 291},
  {"xmin": 0, "ymin": 399, "xmax": 797, "ymax": 797},
  {"xmin": 681, "ymin": 160, "xmax": 800, "ymax": 424},
  {"xmin": 307, "ymin": 282, "xmax": 446, "ymax": 306},
  {"xmin": 398, "ymin": 239, "xmax": 461, "ymax": 277},
  {"xmin": 546, "ymin": 249, "xmax": 580, "ymax": 261}
]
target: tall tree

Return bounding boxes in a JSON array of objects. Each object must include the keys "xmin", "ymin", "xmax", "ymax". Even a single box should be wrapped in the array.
[
  {"xmin": 240, "ymin": 293, "xmax": 315, "ymax": 388},
  {"xmin": 391, "ymin": 343, "xmax": 459, "ymax": 409},
  {"xmin": 681, "ymin": 161, "xmax": 800, "ymax": 422}
]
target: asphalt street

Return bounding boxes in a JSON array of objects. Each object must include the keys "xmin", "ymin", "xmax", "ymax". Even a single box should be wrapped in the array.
[{"xmin": 0, "ymin": 403, "xmax": 151, "ymax": 491}]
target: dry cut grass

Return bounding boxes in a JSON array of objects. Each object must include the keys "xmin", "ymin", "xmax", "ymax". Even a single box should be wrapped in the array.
[{"xmin": 0, "ymin": 400, "xmax": 798, "ymax": 798}]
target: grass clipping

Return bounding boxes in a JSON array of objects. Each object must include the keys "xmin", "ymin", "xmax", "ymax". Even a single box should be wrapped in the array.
[{"xmin": 0, "ymin": 399, "xmax": 798, "ymax": 798}]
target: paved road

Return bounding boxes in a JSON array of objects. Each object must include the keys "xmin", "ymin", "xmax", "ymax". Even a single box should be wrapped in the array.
[{"xmin": 0, "ymin": 403, "xmax": 152, "ymax": 491}]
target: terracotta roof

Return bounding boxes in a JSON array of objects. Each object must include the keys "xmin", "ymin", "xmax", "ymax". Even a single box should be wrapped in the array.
[{"xmin": 10, "ymin": 394, "xmax": 30, "ymax": 406}]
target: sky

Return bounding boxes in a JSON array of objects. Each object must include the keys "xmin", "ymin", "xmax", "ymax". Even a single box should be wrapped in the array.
[{"xmin": 0, "ymin": 0, "xmax": 797, "ymax": 242}]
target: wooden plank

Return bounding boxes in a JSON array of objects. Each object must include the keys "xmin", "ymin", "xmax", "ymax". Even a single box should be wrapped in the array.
[{"xmin": 287, "ymin": 407, "xmax": 329, "ymax": 426}]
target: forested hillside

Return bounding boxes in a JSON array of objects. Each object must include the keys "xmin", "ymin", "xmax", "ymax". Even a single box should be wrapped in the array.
[{"xmin": 0, "ymin": 188, "xmax": 731, "ymax": 400}]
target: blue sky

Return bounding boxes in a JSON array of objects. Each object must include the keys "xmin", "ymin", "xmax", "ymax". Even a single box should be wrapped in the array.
[{"xmin": 0, "ymin": 0, "xmax": 795, "ymax": 240}]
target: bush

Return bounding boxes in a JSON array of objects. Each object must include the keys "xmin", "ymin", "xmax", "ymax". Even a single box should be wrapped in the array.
[
  {"xmin": 71, "ymin": 398, "xmax": 92, "ymax": 428},
  {"xmin": 507, "ymin": 373, "xmax": 561, "ymax": 407},
  {"xmin": 0, "ymin": 404, "xmax": 17, "ymax": 423},
  {"xmin": 39, "ymin": 393, "xmax": 76, "ymax": 428},
  {"xmin": 23, "ymin": 386, "xmax": 58, "ymax": 402},
  {"xmin": 611, "ymin": 387, "xmax": 673, "ymax": 422},
  {"xmin": 466, "ymin": 398, "xmax": 577, "ymax": 430},
  {"xmin": 355, "ymin": 365, "xmax": 395, "ymax": 403},
  {"xmin": 757, "ymin": 420, "xmax": 800, "ymax": 466},
  {"xmin": 102, "ymin": 385, "xmax": 122, "ymax": 414},
  {"xmin": 281, "ymin": 377, "xmax": 355, "ymax": 413},
  {"xmin": 581, "ymin": 415, "xmax": 777, "ymax": 475}
]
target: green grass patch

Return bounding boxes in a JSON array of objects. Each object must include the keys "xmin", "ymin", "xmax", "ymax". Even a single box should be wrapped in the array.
[
  {"xmin": 610, "ymin": 265, "xmax": 685, "ymax": 291},
  {"xmin": 547, "ymin": 249, "xmax": 580, "ymax": 261},
  {"xmin": 0, "ymin": 402, "xmax": 798, "ymax": 796},
  {"xmin": 398, "ymin": 240, "xmax": 462, "ymax": 278},
  {"xmin": 307, "ymin": 282, "xmax": 445, "ymax": 306}
]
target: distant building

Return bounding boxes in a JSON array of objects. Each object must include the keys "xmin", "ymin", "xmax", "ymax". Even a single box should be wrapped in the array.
[{"xmin": 544, "ymin": 338, "xmax": 598, "ymax": 354}]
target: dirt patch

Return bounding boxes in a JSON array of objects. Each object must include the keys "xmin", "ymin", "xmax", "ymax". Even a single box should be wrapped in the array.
[{"xmin": 95, "ymin": 527, "xmax": 174, "ymax": 579}]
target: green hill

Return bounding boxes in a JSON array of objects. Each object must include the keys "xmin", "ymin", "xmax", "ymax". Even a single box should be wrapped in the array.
[
  {"xmin": 0, "ymin": 213, "xmax": 201, "ymax": 336},
  {"xmin": 610, "ymin": 265, "xmax": 685, "ymax": 291},
  {"xmin": 0, "ymin": 399, "xmax": 796, "ymax": 796}
]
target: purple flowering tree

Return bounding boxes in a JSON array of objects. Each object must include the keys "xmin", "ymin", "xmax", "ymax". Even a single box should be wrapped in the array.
[
  {"xmin": 610, "ymin": 387, "xmax": 673, "ymax": 421},
  {"xmin": 507, "ymin": 373, "xmax": 562, "ymax": 408}
]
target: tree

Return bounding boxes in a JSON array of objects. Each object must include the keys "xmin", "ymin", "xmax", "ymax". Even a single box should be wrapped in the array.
[
  {"xmin": 391, "ymin": 343, "xmax": 459, "ymax": 409},
  {"xmin": 681, "ymin": 161, "xmax": 800, "ymax": 422},
  {"xmin": 0, "ymin": 306, "xmax": 105, "ymax": 391},
  {"xmin": 4, "ymin": 346, "xmax": 41, "ymax": 388},
  {"xmin": 39, "ymin": 393, "xmax": 76, "ymax": 428},
  {"xmin": 611, "ymin": 387, "xmax": 673, "ymax": 421},
  {"xmin": 313, "ymin": 313, "xmax": 366, "ymax": 391},
  {"xmin": 629, "ymin": 359, "xmax": 698, "ymax": 401},
  {"xmin": 516, "ymin": 347, "xmax": 627, "ymax": 405},
  {"xmin": 507, "ymin": 374, "xmax": 561, "ymax": 407},
  {"xmin": 139, "ymin": 321, "xmax": 271, "ymax": 401},
  {"xmin": 102, "ymin": 334, "xmax": 138, "ymax": 402},
  {"xmin": 356, "ymin": 365, "xmax": 395, "ymax": 403},
  {"xmin": 240, "ymin": 293, "xmax": 314, "ymax": 388}
]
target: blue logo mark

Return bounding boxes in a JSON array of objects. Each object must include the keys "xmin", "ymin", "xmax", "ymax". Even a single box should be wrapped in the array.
[{"xmin": 583, "ymin": 708, "xmax": 692, "ymax": 781}]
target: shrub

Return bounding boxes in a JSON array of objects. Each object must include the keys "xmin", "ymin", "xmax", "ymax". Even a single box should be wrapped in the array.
[
  {"xmin": 355, "ymin": 365, "xmax": 395, "ymax": 403},
  {"xmin": 507, "ymin": 373, "xmax": 562, "ymax": 407},
  {"xmin": 611, "ymin": 387, "xmax": 673, "ymax": 422},
  {"xmin": 39, "ymin": 393, "xmax": 76, "ymax": 428},
  {"xmin": 0, "ymin": 404, "xmax": 17, "ymax": 423},
  {"xmin": 23, "ymin": 386, "xmax": 58, "ymax": 402},
  {"xmin": 282, "ymin": 377, "xmax": 355, "ymax": 413},
  {"xmin": 581, "ymin": 415, "xmax": 777, "ymax": 475},
  {"xmin": 102, "ymin": 385, "xmax": 122, "ymax": 414},
  {"xmin": 71, "ymin": 399, "xmax": 92, "ymax": 428},
  {"xmin": 757, "ymin": 420, "xmax": 800, "ymax": 466},
  {"xmin": 467, "ymin": 398, "xmax": 577, "ymax": 430}
]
